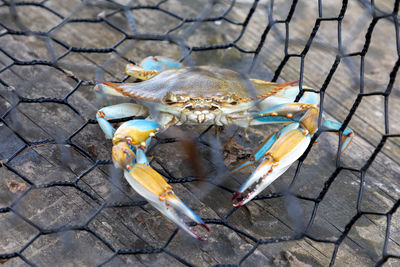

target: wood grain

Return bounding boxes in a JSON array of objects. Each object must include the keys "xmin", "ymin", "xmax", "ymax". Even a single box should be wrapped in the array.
[{"xmin": 0, "ymin": 0, "xmax": 399, "ymax": 266}]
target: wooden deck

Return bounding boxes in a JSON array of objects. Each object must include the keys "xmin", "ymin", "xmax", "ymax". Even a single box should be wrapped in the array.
[{"xmin": 0, "ymin": 0, "xmax": 399, "ymax": 266}]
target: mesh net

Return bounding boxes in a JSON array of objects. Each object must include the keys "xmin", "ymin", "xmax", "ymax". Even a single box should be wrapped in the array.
[{"xmin": 0, "ymin": 0, "xmax": 400, "ymax": 266}]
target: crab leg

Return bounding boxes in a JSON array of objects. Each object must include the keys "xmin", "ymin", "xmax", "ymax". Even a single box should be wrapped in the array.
[
  {"xmin": 257, "ymin": 86, "xmax": 352, "ymax": 152},
  {"xmin": 126, "ymin": 56, "xmax": 182, "ymax": 80},
  {"xmin": 232, "ymin": 92, "xmax": 319, "ymax": 206},
  {"xmin": 322, "ymin": 119, "xmax": 353, "ymax": 152},
  {"xmin": 95, "ymin": 103, "xmax": 148, "ymax": 139},
  {"xmin": 94, "ymin": 82, "xmax": 150, "ymax": 138},
  {"xmin": 233, "ymin": 90, "xmax": 353, "ymax": 206},
  {"xmin": 106, "ymin": 119, "xmax": 208, "ymax": 239}
]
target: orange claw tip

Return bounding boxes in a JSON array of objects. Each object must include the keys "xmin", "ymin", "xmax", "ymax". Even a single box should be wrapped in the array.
[
  {"xmin": 190, "ymin": 229, "xmax": 207, "ymax": 241},
  {"xmin": 232, "ymin": 192, "xmax": 241, "ymax": 201},
  {"xmin": 233, "ymin": 201, "xmax": 244, "ymax": 208},
  {"xmin": 201, "ymin": 223, "xmax": 210, "ymax": 232},
  {"xmin": 233, "ymin": 194, "xmax": 250, "ymax": 207},
  {"xmin": 196, "ymin": 235, "xmax": 207, "ymax": 241}
]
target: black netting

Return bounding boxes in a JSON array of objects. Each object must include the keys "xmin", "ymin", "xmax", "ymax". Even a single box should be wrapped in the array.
[{"xmin": 0, "ymin": 0, "xmax": 399, "ymax": 266}]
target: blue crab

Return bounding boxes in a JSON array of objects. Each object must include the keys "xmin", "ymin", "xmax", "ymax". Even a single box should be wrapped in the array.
[{"xmin": 94, "ymin": 56, "xmax": 353, "ymax": 240}]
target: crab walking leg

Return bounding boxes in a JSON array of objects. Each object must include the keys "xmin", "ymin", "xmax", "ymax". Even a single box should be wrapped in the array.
[
  {"xmin": 140, "ymin": 56, "xmax": 183, "ymax": 71},
  {"xmin": 258, "ymin": 85, "xmax": 353, "ymax": 151},
  {"xmin": 322, "ymin": 119, "xmax": 354, "ymax": 152},
  {"xmin": 95, "ymin": 103, "xmax": 149, "ymax": 139},
  {"xmin": 231, "ymin": 89, "xmax": 318, "ymax": 173},
  {"xmin": 232, "ymin": 120, "xmax": 304, "ymax": 174},
  {"xmin": 258, "ymin": 86, "xmax": 319, "ymax": 110}
]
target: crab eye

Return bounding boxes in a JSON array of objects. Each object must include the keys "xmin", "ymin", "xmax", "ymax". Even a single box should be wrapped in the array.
[
  {"xmin": 218, "ymin": 95, "xmax": 233, "ymax": 103},
  {"xmin": 177, "ymin": 95, "xmax": 189, "ymax": 102},
  {"xmin": 164, "ymin": 92, "xmax": 177, "ymax": 103},
  {"xmin": 227, "ymin": 95, "xmax": 239, "ymax": 105}
]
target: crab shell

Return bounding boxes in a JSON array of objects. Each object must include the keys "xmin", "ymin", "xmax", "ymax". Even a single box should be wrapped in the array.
[{"xmin": 104, "ymin": 66, "xmax": 298, "ymax": 127}]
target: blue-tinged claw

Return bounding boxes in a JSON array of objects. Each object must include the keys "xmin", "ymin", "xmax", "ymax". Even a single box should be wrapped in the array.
[
  {"xmin": 124, "ymin": 164, "xmax": 208, "ymax": 240},
  {"xmin": 233, "ymin": 162, "xmax": 291, "ymax": 206},
  {"xmin": 166, "ymin": 195, "xmax": 210, "ymax": 235},
  {"xmin": 94, "ymin": 82, "xmax": 125, "ymax": 97},
  {"xmin": 232, "ymin": 123, "xmax": 301, "ymax": 175},
  {"xmin": 233, "ymin": 126, "xmax": 311, "ymax": 207},
  {"xmin": 110, "ymin": 119, "xmax": 208, "ymax": 240}
]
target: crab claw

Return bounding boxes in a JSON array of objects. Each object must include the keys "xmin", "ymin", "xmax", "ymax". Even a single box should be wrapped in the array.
[
  {"xmin": 233, "ymin": 126, "xmax": 311, "ymax": 207},
  {"xmin": 124, "ymin": 163, "xmax": 208, "ymax": 240}
]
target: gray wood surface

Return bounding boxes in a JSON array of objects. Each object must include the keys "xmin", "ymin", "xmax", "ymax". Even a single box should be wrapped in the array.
[{"xmin": 0, "ymin": 0, "xmax": 399, "ymax": 266}]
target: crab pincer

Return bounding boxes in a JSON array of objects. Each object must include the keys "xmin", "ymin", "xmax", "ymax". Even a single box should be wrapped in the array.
[
  {"xmin": 232, "ymin": 124, "xmax": 311, "ymax": 207},
  {"xmin": 232, "ymin": 93, "xmax": 353, "ymax": 207},
  {"xmin": 108, "ymin": 120, "xmax": 208, "ymax": 240},
  {"xmin": 124, "ymin": 163, "xmax": 209, "ymax": 240}
]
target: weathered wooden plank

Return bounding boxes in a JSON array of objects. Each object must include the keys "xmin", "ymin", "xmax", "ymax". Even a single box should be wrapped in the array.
[
  {"xmin": 1, "ymin": 0, "xmax": 399, "ymax": 266},
  {"xmin": 21, "ymin": 231, "xmax": 114, "ymax": 266},
  {"xmin": 1, "ymin": 256, "xmax": 30, "ymax": 267}
]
